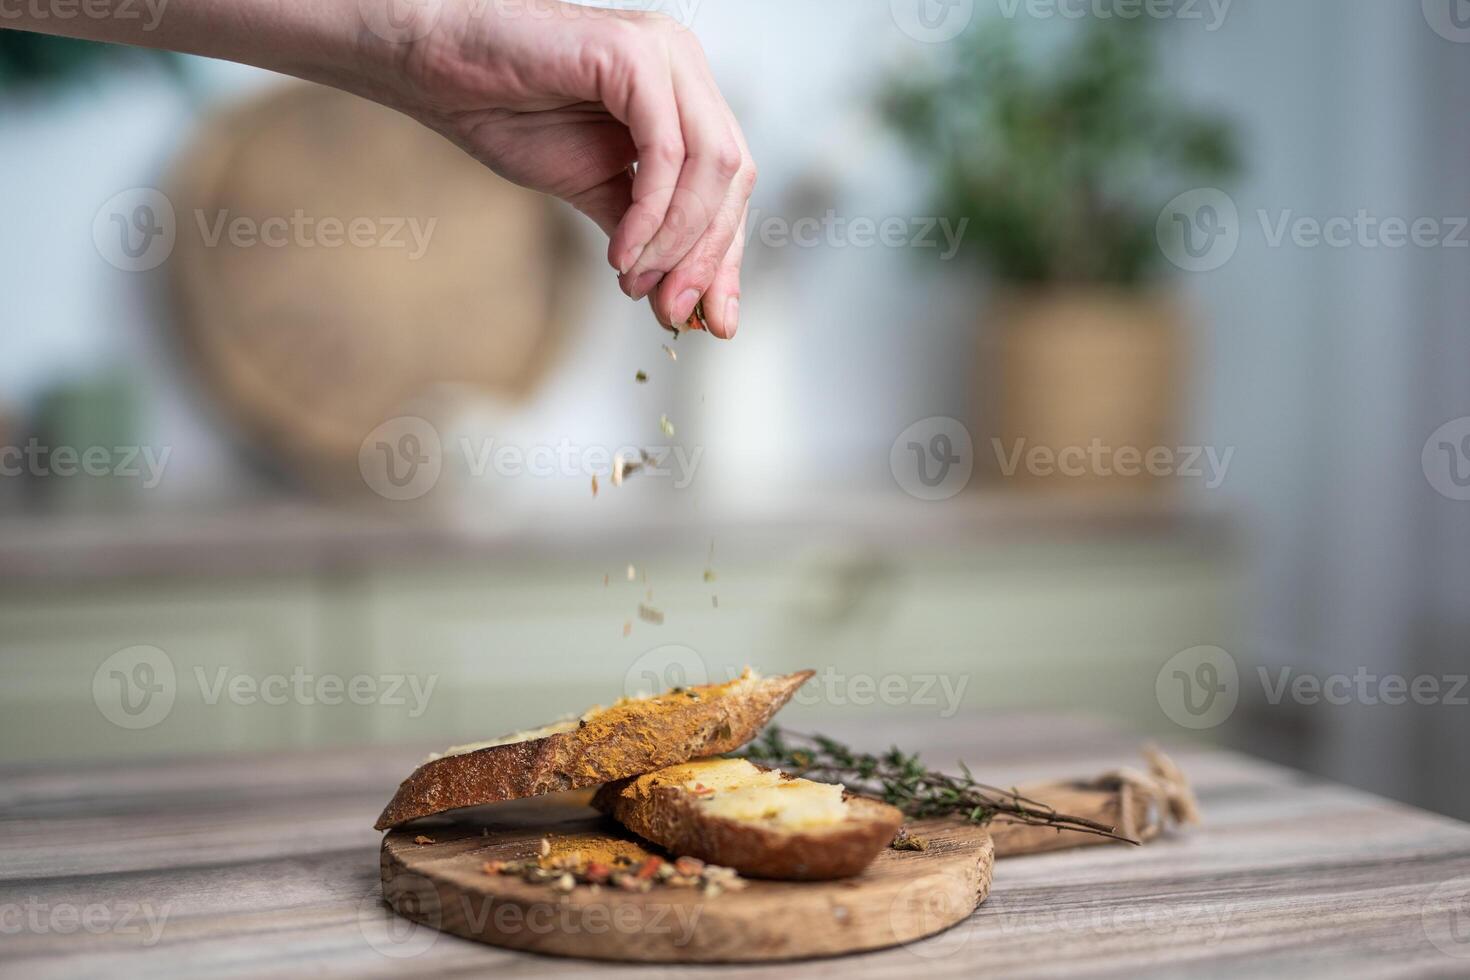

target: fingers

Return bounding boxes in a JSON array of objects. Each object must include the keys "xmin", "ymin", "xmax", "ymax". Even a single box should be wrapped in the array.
[
  {"xmin": 617, "ymin": 61, "xmax": 739, "ymax": 296},
  {"xmin": 650, "ymin": 162, "xmax": 752, "ymax": 334},
  {"xmin": 605, "ymin": 55, "xmax": 684, "ymax": 278},
  {"xmin": 697, "ymin": 202, "xmax": 749, "ymax": 340}
]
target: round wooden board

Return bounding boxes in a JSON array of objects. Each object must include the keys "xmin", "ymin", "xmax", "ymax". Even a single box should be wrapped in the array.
[{"xmin": 380, "ymin": 792, "xmax": 994, "ymax": 963}]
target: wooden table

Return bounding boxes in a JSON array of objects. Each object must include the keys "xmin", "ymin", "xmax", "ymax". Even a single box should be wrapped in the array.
[{"xmin": 4, "ymin": 715, "xmax": 1469, "ymax": 978}]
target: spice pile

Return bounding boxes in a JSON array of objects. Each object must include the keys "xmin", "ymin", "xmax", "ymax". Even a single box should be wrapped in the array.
[{"xmin": 482, "ymin": 837, "xmax": 746, "ymax": 898}]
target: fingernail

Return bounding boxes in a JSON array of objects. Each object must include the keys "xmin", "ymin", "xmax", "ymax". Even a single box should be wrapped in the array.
[
  {"xmin": 630, "ymin": 271, "xmax": 662, "ymax": 300},
  {"xmin": 618, "ymin": 243, "xmax": 646, "ymax": 277},
  {"xmin": 673, "ymin": 289, "xmax": 702, "ymax": 325},
  {"xmin": 723, "ymin": 297, "xmax": 739, "ymax": 338}
]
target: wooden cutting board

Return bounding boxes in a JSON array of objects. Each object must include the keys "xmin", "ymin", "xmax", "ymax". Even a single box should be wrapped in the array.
[{"xmin": 380, "ymin": 792, "xmax": 993, "ymax": 963}]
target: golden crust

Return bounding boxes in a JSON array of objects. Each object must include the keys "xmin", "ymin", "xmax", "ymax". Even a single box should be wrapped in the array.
[
  {"xmin": 592, "ymin": 763, "xmax": 904, "ymax": 880},
  {"xmin": 374, "ymin": 670, "xmax": 812, "ymax": 830}
]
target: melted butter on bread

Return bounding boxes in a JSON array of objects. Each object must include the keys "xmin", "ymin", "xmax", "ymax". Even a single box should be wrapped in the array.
[{"xmin": 636, "ymin": 756, "xmax": 850, "ymax": 830}]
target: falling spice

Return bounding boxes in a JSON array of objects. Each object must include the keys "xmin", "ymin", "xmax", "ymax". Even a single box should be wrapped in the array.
[
  {"xmin": 626, "ymin": 564, "xmax": 636, "ymax": 582},
  {"xmin": 635, "ymin": 370, "xmax": 648, "ymax": 384},
  {"xmin": 659, "ymin": 414, "xmax": 675, "ymax": 438},
  {"xmin": 591, "ymin": 474, "xmax": 599, "ymax": 498},
  {"xmin": 638, "ymin": 603, "xmax": 665, "ymax": 625},
  {"xmin": 661, "ymin": 344, "xmax": 677, "ymax": 361},
  {"xmin": 603, "ymin": 573, "xmax": 610, "ymax": 587},
  {"xmin": 622, "ymin": 620, "xmax": 632, "ymax": 638}
]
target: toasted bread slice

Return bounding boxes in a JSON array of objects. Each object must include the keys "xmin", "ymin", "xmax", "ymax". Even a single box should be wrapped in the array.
[
  {"xmin": 374, "ymin": 669, "xmax": 812, "ymax": 830},
  {"xmin": 592, "ymin": 756, "xmax": 904, "ymax": 880}
]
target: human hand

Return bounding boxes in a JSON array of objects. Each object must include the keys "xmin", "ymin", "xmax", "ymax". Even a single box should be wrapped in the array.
[{"xmin": 377, "ymin": 0, "xmax": 756, "ymax": 338}]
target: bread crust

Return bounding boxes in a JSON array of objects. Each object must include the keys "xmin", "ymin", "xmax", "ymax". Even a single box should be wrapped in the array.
[
  {"xmin": 374, "ymin": 670, "xmax": 812, "ymax": 830},
  {"xmin": 593, "ymin": 763, "xmax": 904, "ymax": 880}
]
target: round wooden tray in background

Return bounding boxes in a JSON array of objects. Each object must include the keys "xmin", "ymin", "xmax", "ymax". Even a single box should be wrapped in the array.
[
  {"xmin": 381, "ymin": 793, "xmax": 994, "ymax": 963},
  {"xmin": 167, "ymin": 83, "xmax": 580, "ymax": 490}
]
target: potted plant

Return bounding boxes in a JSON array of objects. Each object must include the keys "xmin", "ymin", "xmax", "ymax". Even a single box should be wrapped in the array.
[{"xmin": 883, "ymin": 18, "xmax": 1239, "ymax": 491}]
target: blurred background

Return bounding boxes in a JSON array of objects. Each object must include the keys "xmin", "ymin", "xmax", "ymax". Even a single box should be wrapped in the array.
[{"xmin": 2, "ymin": 0, "xmax": 1468, "ymax": 821}]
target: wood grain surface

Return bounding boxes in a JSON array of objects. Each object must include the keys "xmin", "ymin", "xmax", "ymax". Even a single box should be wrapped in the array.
[
  {"xmin": 4, "ymin": 715, "xmax": 1470, "ymax": 978},
  {"xmin": 381, "ymin": 794, "xmax": 992, "ymax": 962}
]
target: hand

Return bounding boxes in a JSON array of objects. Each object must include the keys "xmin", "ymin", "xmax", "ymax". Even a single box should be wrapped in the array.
[{"xmin": 377, "ymin": 1, "xmax": 756, "ymax": 338}]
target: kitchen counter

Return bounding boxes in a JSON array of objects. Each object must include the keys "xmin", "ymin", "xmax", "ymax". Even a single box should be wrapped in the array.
[{"xmin": 4, "ymin": 714, "xmax": 1468, "ymax": 977}]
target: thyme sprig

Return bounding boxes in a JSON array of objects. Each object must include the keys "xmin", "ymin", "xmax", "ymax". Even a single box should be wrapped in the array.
[{"xmin": 738, "ymin": 727, "xmax": 1138, "ymax": 846}]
